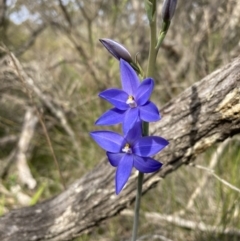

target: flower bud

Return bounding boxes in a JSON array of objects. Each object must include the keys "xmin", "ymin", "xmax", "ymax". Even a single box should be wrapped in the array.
[
  {"xmin": 161, "ymin": 0, "xmax": 177, "ymax": 21},
  {"xmin": 99, "ymin": 38, "xmax": 133, "ymax": 63}
]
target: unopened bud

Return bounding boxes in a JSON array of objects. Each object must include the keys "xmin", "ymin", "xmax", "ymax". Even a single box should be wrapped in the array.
[
  {"xmin": 99, "ymin": 38, "xmax": 133, "ymax": 63},
  {"xmin": 162, "ymin": 0, "xmax": 177, "ymax": 21}
]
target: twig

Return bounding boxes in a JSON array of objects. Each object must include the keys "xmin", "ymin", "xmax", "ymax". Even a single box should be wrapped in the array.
[
  {"xmin": 0, "ymin": 0, "xmax": 7, "ymax": 26},
  {"xmin": 16, "ymin": 108, "xmax": 38, "ymax": 189},
  {"xmin": 146, "ymin": 212, "xmax": 240, "ymax": 236},
  {"xmin": 137, "ymin": 234, "xmax": 174, "ymax": 241},
  {"xmin": 122, "ymin": 210, "xmax": 240, "ymax": 237},
  {"xmin": 47, "ymin": 58, "xmax": 80, "ymax": 70},
  {"xmin": 0, "ymin": 135, "xmax": 17, "ymax": 146},
  {"xmin": 1, "ymin": 109, "xmax": 37, "ymax": 188},
  {"xmin": 0, "ymin": 149, "xmax": 17, "ymax": 179},
  {"xmin": 190, "ymin": 164, "xmax": 240, "ymax": 194},
  {"xmin": 177, "ymin": 138, "xmax": 232, "ymax": 215},
  {"xmin": 58, "ymin": 0, "xmax": 72, "ymax": 27},
  {"xmin": 14, "ymin": 24, "xmax": 46, "ymax": 57}
]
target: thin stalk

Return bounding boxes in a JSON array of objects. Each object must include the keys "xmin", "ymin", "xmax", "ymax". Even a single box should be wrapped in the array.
[
  {"xmin": 131, "ymin": 171, "xmax": 144, "ymax": 241},
  {"xmin": 146, "ymin": 5, "xmax": 157, "ymax": 78},
  {"xmin": 132, "ymin": 1, "xmax": 157, "ymax": 240},
  {"xmin": 131, "ymin": 121, "xmax": 149, "ymax": 241}
]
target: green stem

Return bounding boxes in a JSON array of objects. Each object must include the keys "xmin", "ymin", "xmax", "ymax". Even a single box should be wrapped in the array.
[
  {"xmin": 132, "ymin": 1, "xmax": 157, "ymax": 240},
  {"xmin": 146, "ymin": 7, "xmax": 157, "ymax": 78},
  {"xmin": 132, "ymin": 11, "xmax": 170, "ymax": 241},
  {"xmin": 131, "ymin": 171, "xmax": 144, "ymax": 241},
  {"xmin": 131, "ymin": 119, "xmax": 149, "ymax": 240},
  {"xmin": 142, "ymin": 121, "xmax": 149, "ymax": 137}
]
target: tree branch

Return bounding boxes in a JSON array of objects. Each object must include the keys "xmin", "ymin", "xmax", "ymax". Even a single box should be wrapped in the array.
[
  {"xmin": 58, "ymin": 0, "xmax": 72, "ymax": 27},
  {"xmin": 139, "ymin": 211, "xmax": 240, "ymax": 237},
  {"xmin": 0, "ymin": 0, "xmax": 7, "ymax": 26},
  {"xmin": 0, "ymin": 57, "xmax": 239, "ymax": 241},
  {"xmin": 16, "ymin": 108, "xmax": 38, "ymax": 189},
  {"xmin": 122, "ymin": 209, "xmax": 240, "ymax": 237},
  {"xmin": 14, "ymin": 25, "xmax": 46, "ymax": 57}
]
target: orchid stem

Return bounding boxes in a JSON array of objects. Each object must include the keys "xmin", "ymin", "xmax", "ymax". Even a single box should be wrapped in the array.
[
  {"xmin": 132, "ymin": 1, "xmax": 157, "ymax": 239},
  {"xmin": 132, "ymin": 121, "xmax": 149, "ymax": 241},
  {"xmin": 131, "ymin": 171, "xmax": 144, "ymax": 241},
  {"xmin": 146, "ymin": 4, "xmax": 157, "ymax": 78}
]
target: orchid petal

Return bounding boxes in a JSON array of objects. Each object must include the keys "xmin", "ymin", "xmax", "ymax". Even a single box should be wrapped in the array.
[
  {"xmin": 133, "ymin": 136, "xmax": 169, "ymax": 157},
  {"xmin": 107, "ymin": 152, "xmax": 125, "ymax": 167},
  {"xmin": 124, "ymin": 120, "xmax": 142, "ymax": 143},
  {"xmin": 123, "ymin": 108, "xmax": 139, "ymax": 135},
  {"xmin": 95, "ymin": 108, "xmax": 125, "ymax": 125},
  {"xmin": 120, "ymin": 59, "xmax": 140, "ymax": 95},
  {"xmin": 134, "ymin": 156, "xmax": 162, "ymax": 173},
  {"xmin": 99, "ymin": 89, "xmax": 128, "ymax": 110},
  {"xmin": 139, "ymin": 101, "xmax": 161, "ymax": 122},
  {"xmin": 136, "ymin": 78, "xmax": 154, "ymax": 106},
  {"xmin": 116, "ymin": 154, "xmax": 133, "ymax": 194},
  {"xmin": 90, "ymin": 131, "xmax": 124, "ymax": 153}
]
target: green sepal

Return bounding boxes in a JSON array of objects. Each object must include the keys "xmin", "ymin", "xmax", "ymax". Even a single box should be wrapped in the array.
[
  {"xmin": 130, "ymin": 61, "xmax": 144, "ymax": 79},
  {"xmin": 155, "ymin": 20, "xmax": 171, "ymax": 52}
]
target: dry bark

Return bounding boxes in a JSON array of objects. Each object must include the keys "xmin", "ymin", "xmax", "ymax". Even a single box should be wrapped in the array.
[{"xmin": 0, "ymin": 57, "xmax": 239, "ymax": 241}]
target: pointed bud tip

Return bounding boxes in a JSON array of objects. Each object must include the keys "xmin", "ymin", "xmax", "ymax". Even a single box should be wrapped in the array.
[
  {"xmin": 162, "ymin": 0, "xmax": 178, "ymax": 21},
  {"xmin": 99, "ymin": 38, "xmax": 133, "ymax": 63}
]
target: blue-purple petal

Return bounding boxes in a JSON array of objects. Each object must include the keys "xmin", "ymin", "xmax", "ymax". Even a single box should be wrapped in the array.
[
  {"xmin": 139, "ymin": 101, "xmax": 161, "ymax": 122},
  {"xmin": 124, "ymin": 120, "xmax": 142, "ymax": 143},
  {"xmin": 95, "ymin": 108, "xmax": 125, "ymax": 126},
  {"xmin": 133, "ymin": 155, "xmax": 162, "ymax": 173},
  {"xmin": 120, "ymin": 59, "xmax": 140, "ymax": 95},
  {"xmin": 107, "ymin": 152, "xmax": 125, "ymax": 167},
  {"xmin": 123, "ymin": 108, "xmax": 139, "ymax": 135},
  {"xmin": 99, "ymin": 88, "xmax": 129, "ymax": 110},
  {"xmin": 115, "ymin": 154, "xmax": 133, "ymax": 194},
  {"xmin": 133, "ymin": 136, "xmax": 169, "ymax": 157},
  {"xmin": 136, "ymin": 78, "xmax": 154, "ymax": 106},
  {"xmin": 90, "ymin": 131, "xmax": 124, "ymax": 153}
]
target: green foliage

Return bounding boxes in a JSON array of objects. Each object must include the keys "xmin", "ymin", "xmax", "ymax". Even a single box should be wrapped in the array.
[{"xmin": 30, "ymin": 182, "xmax": 46, "ymax": 205}]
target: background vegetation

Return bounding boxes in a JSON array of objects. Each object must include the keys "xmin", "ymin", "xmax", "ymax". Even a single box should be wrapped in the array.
[{"xmin": 0, "ymin": 0, "xmax": 240, "ymax": 240}]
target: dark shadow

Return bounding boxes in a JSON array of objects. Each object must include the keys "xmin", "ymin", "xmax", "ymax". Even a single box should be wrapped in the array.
[{"xmin": 189, "ymin": 85, "xmax": 201, "ymax": 146}]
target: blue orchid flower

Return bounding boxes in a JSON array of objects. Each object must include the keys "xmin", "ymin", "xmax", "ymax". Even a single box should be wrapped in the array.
[
  {"xmin": 95, "ymin": 59, "xmax": 160, "ymax": 134},
  {"xmin": 90, "ymin": 124, "xmax": 168, "ymax": 194}
]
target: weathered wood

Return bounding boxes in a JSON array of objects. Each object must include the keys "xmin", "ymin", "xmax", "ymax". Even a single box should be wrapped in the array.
[{"xmin": 0, "ymin": 57, "xmax": 239, "ymax": 241}]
